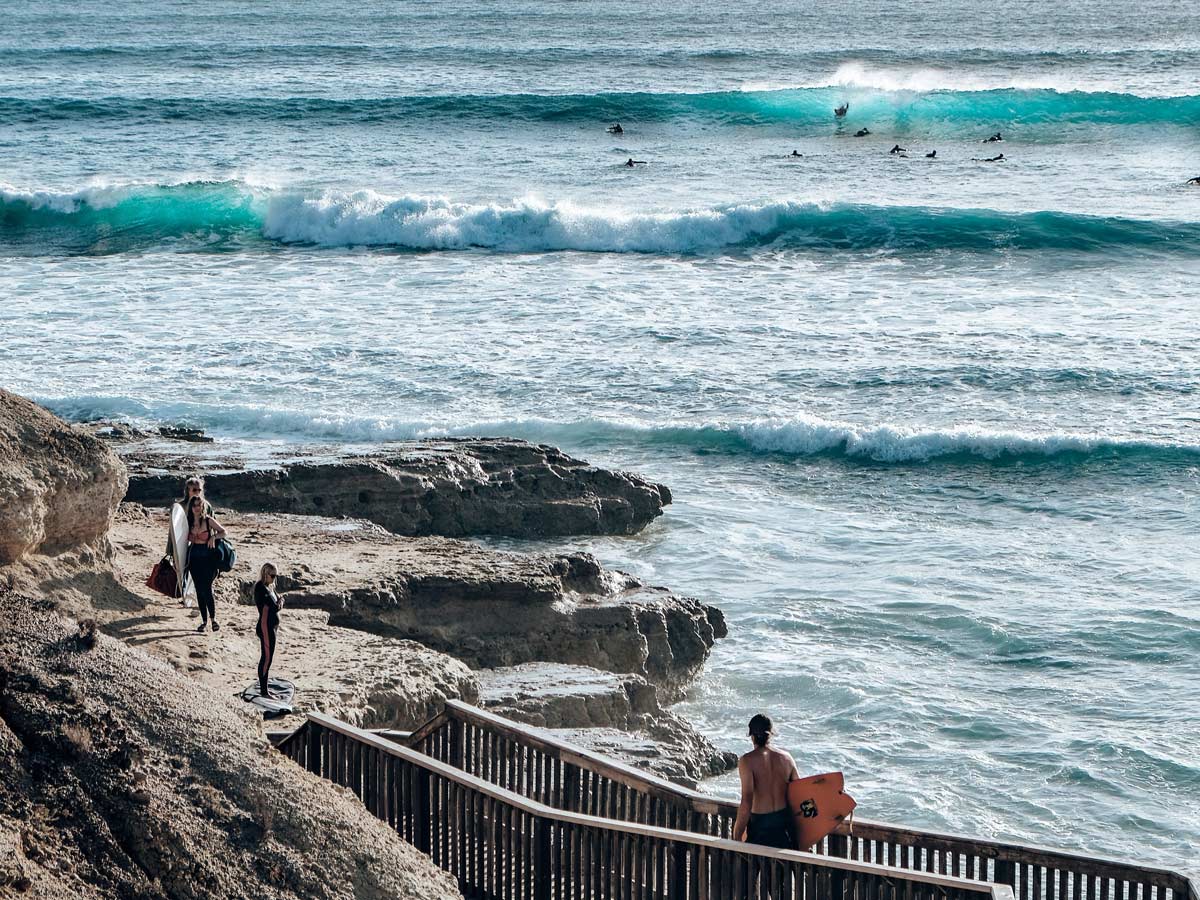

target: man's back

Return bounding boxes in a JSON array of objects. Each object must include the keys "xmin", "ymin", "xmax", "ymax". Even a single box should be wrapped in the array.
[{"xmin": 740, "ymin": 745, "xmax": 797, "ymax": 813}]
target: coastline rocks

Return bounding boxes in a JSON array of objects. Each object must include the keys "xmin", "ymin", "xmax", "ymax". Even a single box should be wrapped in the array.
[
  {"xmin": 0, "ymin": 391, "xmax": 127, "ymax": 565},
  {"xmin": 0, "ymin": 594, "xmax": 461, "ymax": 900},
  {"xmin": 220, "ymin": 517, "xmax": 725, "ymax": 698},
  {"xmin": 119, "ymin": 437, "xmax": 671, "ymax": 539},
  {"xmin": 478, "ymin": 664, "xmax": 737, "ymax": 786},
  {"xmin": 104, "ymin": 505, "xmax": 480, "ymax": 732}
]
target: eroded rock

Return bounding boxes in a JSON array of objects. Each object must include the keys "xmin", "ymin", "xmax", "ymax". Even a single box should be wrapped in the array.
[
  {"xmin": 0, "ymin": 391, "xmax": 127, "ymax": 565},
  {"xmin": 0, "ymin": 593, "xmax": 462, "ymax": 900},
  {"xmin": 112, "ymin": 435, "xmax": 671, "ymax": 538},
  {"xmin": 478, "ymin": 664, "xmax": 736, "ymax": 787}
]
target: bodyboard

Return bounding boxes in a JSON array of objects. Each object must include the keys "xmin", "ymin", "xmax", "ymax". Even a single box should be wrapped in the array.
[
  {"xmin": 170, "ymin": 503, "xmax": 195, "ymax": 603},
  {"xmin": 788, "ymin": 771, "xmax": 856, "ymax": 849},
  {"xmin": 240, "ymin": 678, "xmax": 296, "ymax": 719}
]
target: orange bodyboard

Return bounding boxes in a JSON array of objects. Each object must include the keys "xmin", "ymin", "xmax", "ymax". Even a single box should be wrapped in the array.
[{"xmin": 787, "ymin": 771, "xmax": 856, "ymax": 849}]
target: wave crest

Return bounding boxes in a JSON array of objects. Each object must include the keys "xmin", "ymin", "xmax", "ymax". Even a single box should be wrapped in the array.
[
  {"xmin": 41, "ymin": 396, "xmax": 1200, "ymax": 467},
  {"xmin": 4, "ymin": 181, "xmax": 1198, "ymax": 256}
]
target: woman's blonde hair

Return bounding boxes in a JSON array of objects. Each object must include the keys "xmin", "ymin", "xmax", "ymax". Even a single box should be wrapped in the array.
[{"xmin": 259, "ymin": 562, "xmax": 278, "ymax": 582}]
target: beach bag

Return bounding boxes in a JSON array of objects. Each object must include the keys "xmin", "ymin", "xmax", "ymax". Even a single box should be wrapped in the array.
[
  {"xmin": 146, "ymin": 557, "xmax": 178, "ymax": 597},
  {"xmin": 215, "ymin": 538, "xmax": 237, "ymax": 573}
]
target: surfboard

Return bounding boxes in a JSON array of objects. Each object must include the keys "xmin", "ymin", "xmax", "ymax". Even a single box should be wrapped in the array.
[
  {"xmin": 240, "ymin": 678, "xmax": 296, "ymax": 719},
  {"xmin": 169, "ymin": 502, "xmax": 195, "ymax": 604},
  {"xmin": 788, "ymin": 771, "xmax": 857, "ymax": 849}
]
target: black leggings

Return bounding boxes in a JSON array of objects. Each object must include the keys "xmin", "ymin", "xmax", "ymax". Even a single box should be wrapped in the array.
[
  {"xmin": 188, "ymin": 545, "xmax": 219, "ymax": 624},
  {"xmin": 258, "ymin": 617, "xmax": 278, "ymax": 696}
]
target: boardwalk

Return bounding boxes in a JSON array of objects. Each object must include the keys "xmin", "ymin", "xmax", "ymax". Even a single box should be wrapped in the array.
[{"xmin": 278, "ymin": 704, "xmax": 1198, "ymax": 900}]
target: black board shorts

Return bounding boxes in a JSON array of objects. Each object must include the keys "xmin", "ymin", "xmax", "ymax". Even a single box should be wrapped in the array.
[{"xmin": 747, "ymin": 807, "xmax": 794, "ymax": 850}]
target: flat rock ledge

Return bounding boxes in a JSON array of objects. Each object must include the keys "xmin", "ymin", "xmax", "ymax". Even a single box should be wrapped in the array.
[
  {"xmin": 229, "ymin": 514, "xmax": 724, "ymax": 700},
  {"xmin": 478, "ymin": 664, "xmax": 737, "ymax": 787},
  {"xmin": 104, "ymin": 430, "xmax": 671, "ymax": 539}
]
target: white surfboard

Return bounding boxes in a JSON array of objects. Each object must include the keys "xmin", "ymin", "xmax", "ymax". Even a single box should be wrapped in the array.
[{"xmin": 170, "ymin": 502, "xmax": 195, "ymax": 604}]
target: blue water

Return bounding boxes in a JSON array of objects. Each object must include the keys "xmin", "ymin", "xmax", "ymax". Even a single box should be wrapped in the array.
[{"xmin": 2, "ymin": 0, "xmax": 1198, "ymax": 876}]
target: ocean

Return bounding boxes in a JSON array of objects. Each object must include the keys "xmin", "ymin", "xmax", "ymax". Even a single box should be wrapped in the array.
[{"xmin": 2, "ymin": 0, "xmax": 1197, "ymax": 875}]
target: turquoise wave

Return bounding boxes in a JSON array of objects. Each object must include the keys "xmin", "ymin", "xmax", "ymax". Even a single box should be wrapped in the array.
[
  {"xmin": 4, "ymin": 181, "xmax": 1200, "ymax": 256},
  {"xmin": 40, "ymin": 395, "xmax": 1200, "ymax": 468},
  {"xmin": 3, "ymin": 85, "xmax": 1198, "ymax": 132}
]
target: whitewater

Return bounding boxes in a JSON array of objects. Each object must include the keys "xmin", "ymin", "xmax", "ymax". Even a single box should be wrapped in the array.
[{"xmin": 2, "ymin": 0, "xmax": 1198, "ymax": 879}]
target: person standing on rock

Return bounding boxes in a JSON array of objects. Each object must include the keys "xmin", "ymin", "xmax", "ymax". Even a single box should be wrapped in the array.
[
  {"xmin": 254, "ymin": 562, "xmax": 284, "ymax": 696},
  {"xmin": 185, "ymin": 495, "xmax": 226, "ymax": 633},
  {"xmin": 733, "ymin": 713, "xmax": 800, "ymax": 849}
]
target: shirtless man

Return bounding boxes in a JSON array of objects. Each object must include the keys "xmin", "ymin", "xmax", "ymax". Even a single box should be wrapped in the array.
[{"xmin": 732, "ymin": 714, "xmax": 800, "ymax": 849}]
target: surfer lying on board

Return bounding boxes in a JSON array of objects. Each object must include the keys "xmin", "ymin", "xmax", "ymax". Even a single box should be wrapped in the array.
[
  {"xmin": 973, "ymin": 153, "xmax": 1005, "ymax": 162},
  {"xmin": 624, "ymin": 158, "xmax": 646, "ymax": 167},
  {"xmin": 255, "ymin": 563, "xmax": 285, "ymax": 697},
  {"xmin": 854, "ymin": 128, "xmax": 870, "ymax": 137},
  {"xmin": 186, "ymin": 495, "xmax": 227, "ymax": 633},
  {"xmin": 983, "ymin": 132, "xmax": 1003, "ymax": 142},
  {"xmin": 733, "ymin": 714, "xmax": 800, "ymax": 849},
  {"xmin": 1188, "ymin": 176, "xmax": 1200, "ymax": 185}
]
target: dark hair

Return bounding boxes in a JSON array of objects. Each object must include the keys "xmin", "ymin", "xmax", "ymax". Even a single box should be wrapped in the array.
[
  {"xmin": 187, "ymin": 496, "xmax": 207, "ymax": 527},
  {"xmin": 748, "ymin": 714, "xmax": 773, "ymax": 747}
]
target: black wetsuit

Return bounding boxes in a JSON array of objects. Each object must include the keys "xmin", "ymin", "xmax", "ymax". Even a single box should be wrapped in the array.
[
  {"xmin": 747, "ymin": 808, "xmax": 794, "ymax": 850},
  {"xmin": 187, "ymin": 541, "xmax": 219, "ymax": 625},
  {"xmin": 255, "ymin": 582, "xmax": 282, "ymax": 695}
]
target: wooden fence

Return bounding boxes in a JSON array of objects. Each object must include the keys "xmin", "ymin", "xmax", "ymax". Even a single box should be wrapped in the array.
[
  {"xmin": 403, "ymin": 701, "xmax": 1198, "ymax": 900},
  {"xmin": 279, "ymin": 712, "xmax": 1019, "ymax": 900}
]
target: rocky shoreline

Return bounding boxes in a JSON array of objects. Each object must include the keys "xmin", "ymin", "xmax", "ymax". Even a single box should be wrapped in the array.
[{"xmin": 4, "ymin": 394, "xmax": 735, "ymax": 798}]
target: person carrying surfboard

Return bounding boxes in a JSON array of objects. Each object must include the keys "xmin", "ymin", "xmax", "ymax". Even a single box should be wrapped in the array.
[
  {"xmin": 254, "ymin": 563, "xmax": 285, "ymax": 697},
  {"xmin": 733, "ymin": 713, "xmax": 800, "ymax": 849},
  {"xmin": 185, "ymin": 495, "xmax": 227, "ymax": 633},
  {"xmin": 166, "ymin": 476, "xmax": 213, "ymax": 606}
]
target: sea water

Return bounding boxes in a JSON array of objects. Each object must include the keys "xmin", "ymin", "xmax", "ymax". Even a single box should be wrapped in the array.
[{"xmin": 1, "ymin": 0, "xmax": 1197, "ymax": 874}]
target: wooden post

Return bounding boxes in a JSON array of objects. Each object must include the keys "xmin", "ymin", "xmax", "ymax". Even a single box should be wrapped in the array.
[
  {"xmin": 450, "ymin": 717, "xmax": 464, "ymax": 770},
  {"xmin": 307, "ymin": 724, "xmax": 321, "ymax": 775},
  {"xmin": 416, "ymin": 768, "xmax": 432, "ymax": 854}
]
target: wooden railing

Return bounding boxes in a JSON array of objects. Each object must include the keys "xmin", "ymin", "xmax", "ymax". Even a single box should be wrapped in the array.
[
  {"xmin": 402, "ymin": 701, "xmax": 1198, "ymax": 900},
  {"xmin": 279, "ymin": 712, "xmax": 1018, "ymax": 900}
]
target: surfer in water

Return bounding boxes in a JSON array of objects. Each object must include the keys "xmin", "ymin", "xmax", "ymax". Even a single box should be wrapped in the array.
[
  {"xmin": 185, "ymin": 495, "xmax": 227, "ymax": 633},
  {"xmin": 890, "ymin": 144, "xmax": 907, "ymax": 155},
  {"xmin": 255, "ymin": 562, "xmax": 285, "ymax": 697},
  {"xmin": 854, "ymin": 127, "xmax": 870, "ymax": 137},
  {"xmin": 926, "ymin": 150, "xmax": 937, "ymax": 158},
  {"xmin": 834, "ymin": 102, "xmax": 848, "ymax": 118},
  {"xmin": 973, "ymin": 152, "xmax": 1005, "ymax": 162},
  {"xmin": 790, "ymin": 150, "xmax": 803, "ymax": 157},
  {"xmin": 733, "ymin": 714, "xmax": 800, "ymax": 850},
  {"xmin": 1188, "ymin": 176, "xmax": 1200, "ymax": 185},
  {"xmin": 624, "ymin": 158, "xmax": 646, "ymax": 167},
  {"xmin": 607, "ymin": 122, "xmax": 623, "ymax": 134},
  {"xmin": 983, "ymin": 132, "xmax": 1003, "ymax": 143}
]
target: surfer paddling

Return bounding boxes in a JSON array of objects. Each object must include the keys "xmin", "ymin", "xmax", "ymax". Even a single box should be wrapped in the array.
[
  {"xmin": 733, "ymin": 714, "xmax": 800, "ymax": 849},
  {"xmin": 254, "ymin": 563, "xmax": 285, "ymax": 697},
  {"xmin": 185, "ymin": 495, "xmax": 227, "ymax": 633}
]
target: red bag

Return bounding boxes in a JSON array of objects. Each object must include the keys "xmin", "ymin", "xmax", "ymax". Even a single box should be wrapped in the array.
[{"xmin": 146, "ymin": 557, "xmax": 178, "ymax": 597}]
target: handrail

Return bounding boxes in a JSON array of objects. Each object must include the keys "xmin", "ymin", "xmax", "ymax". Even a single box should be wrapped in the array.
[
  {"xmin": 404, "ymin": 700, "xmax": 1197, "ymax": 900},
  {"xmin": 283, "ymin": 711, "xmax": 1016, "ymax": 900}
]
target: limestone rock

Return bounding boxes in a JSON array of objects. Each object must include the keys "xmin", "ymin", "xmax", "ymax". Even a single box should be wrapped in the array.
[
  {"xmin": 0, "ymin": 390, "xmax": 127, "ymax": 565},
  {"xmin": 212, "ymin": 514, "xmax": 725, "ymax": 698},
  {"xmin": 478, "ymin": 664, "xmax": 737, "ymax": 787},
  {"xmin": 0, "ymin": 593, "xmax": 461, "ymax": 900},
  {"xmin": 114, "ymin": 436, "xmax": 671, "ymax": 538}
]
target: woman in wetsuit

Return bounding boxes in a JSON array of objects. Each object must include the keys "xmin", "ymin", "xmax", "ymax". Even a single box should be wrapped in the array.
[
  {"xmin": 254, "ymin": 563, "xmax": 284, "ymax": 697},
  {"xmin": 733, "ymin": 713, "xmax": 800, "ymax": 849},
  {"xmin": 185, "ymin": 495, "xmax": 226, "ymax": 633}
]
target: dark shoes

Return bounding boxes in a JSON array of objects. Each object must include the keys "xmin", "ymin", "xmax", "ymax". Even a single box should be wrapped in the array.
[
  {"xmin": 196, "ymin": 622, "xmax": 207, "ymax": 633},
  {"xmin": 212, "ymin": 621, "xmax": 220, "ymax": 632}
]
